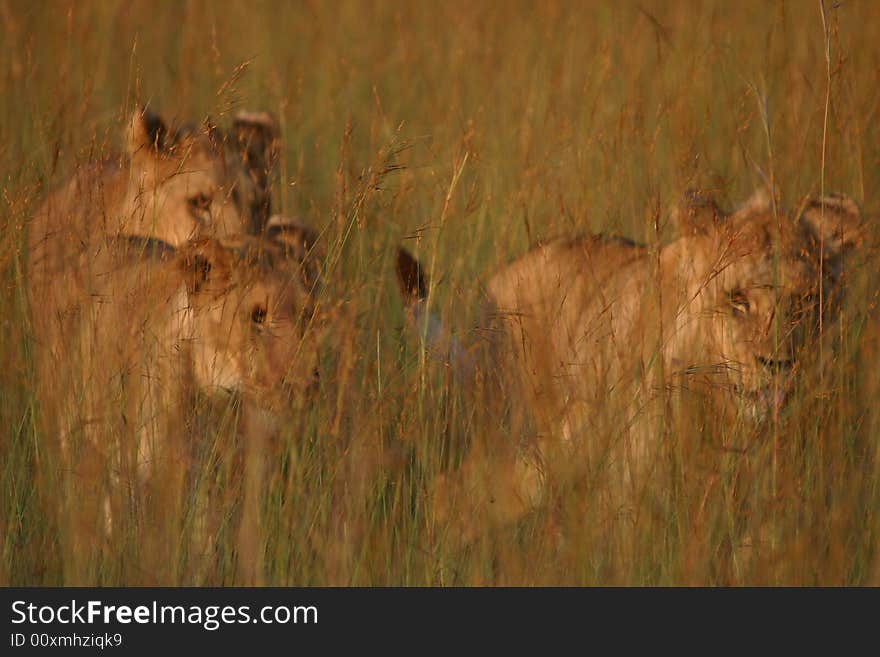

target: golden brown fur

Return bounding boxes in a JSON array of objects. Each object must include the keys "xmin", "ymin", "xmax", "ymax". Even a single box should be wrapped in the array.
[
  {"xmin": 28, "ymin": 107, "xmax": 274, "ymax": 320},
  {"xmin": 27, "ymin": 107, "xmax": 279, "ymax": 407},
  {"xmin": 398, "ymin": 189, "xmax": 863, "ymax": 541},
  {"xmin": 46, "ymin": 226, "xmax": 326, "ymax": 582}
]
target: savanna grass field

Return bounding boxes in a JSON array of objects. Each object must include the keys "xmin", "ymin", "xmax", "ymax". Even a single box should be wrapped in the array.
[{"xmin": 2, "ymin": 0, "xmax": 880, "ymax": 586}]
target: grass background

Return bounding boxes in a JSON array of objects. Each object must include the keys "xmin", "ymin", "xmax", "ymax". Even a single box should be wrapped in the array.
[{"xmin": 1, "ymin": 0, "xmax": 879, "ymax": 585}]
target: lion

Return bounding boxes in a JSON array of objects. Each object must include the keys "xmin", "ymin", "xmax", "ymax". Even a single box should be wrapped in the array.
[
  {"xmin": 26, "ymin": 105, "xmax": 276, "ymax": 329},
  {"xmin": 396, "ymin": 188, "xmax": 864, "ymax": 542},
  {"xmin": 27, "ymin": 105, "xmax": 280, "ymax": 402},
  {"xmin": 48, "ymin": 221, "xmax": 327, "ymax": 583}
]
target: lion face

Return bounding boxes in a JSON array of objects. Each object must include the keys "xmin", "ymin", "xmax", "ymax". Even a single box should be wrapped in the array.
[
  {"xmin": 121, "ymin": 108, "xmax": 277, "ymax": 245},
  {"xmin": 179, "ymin": 228, "xmax": 324, "ymax": 406},
  {"xmin": 683, "ymin": 237, "xmax": 804, "ymax": 414},
  {"xmin": 667, "ymin": 190, "xmax": 862, "ymax": 416}
]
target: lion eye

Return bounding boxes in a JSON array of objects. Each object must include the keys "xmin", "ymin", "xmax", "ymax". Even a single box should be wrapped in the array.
[
  {"xmin": 251, "ymin": 305, "xmax": 267, "ymax": 325},
  {"xmin": 188, "ymin": 193, "xmax": 213, "ymax": 213},
  {"xmin": 730, "ymin": 289, "xmax": 750, "ymax": 315}
]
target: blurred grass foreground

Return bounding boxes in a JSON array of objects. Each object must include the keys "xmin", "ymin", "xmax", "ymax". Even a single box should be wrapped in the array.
[{"xmin": 1, "ymin": 0, "xmax": 879, "ymax": 585}]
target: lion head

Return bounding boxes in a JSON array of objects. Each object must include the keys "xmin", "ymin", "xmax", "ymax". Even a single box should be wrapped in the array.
[
  {"xmin": 176, "ymin": 222, "xmax": 326, "ymax": 406},
  {"xmin": 120, "ymin": 106, "xmax": 278, "ymax": 245},
  {"xmin": 665, "ymin": 189, "xmax": 863, "ymax": 415}
]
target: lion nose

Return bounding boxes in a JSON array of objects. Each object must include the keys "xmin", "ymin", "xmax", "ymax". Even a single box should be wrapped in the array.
[{"xmin": 756, "ymin": 356, "xmax": 793, "ymax": 372}]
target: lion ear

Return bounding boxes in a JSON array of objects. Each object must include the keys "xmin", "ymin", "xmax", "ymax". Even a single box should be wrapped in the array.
[
  {"xmin": 127, "ymin": 106, "xmax": 168, "ymax": 157},
  {"xmin": 267, "ymin": 215, "xmax": 323, "ymax": 289},
  {"xmin": 177, "ymin": 239, "xmax": 233, "ymax": 300},
  {"xmin": 233, "ymin": 110, "xmax": 280, "ymax": 229},
  {"xmin": 396, "ymin": 247, "xmax": 428, "ymax": 304},
  {"xmin": 672, "ymin": 188, "xmax": 724, "ymax": 236},
  {"xmin": 798, "ymin": 193, "xmax": 863, "ymax": 257},
  {"xmin": 233, "ymin": 110, "xmax": 278, "ymax": 164},
  {"xmin": 267, "ymin": 215, "xmax": 319, "ymax": 254}
]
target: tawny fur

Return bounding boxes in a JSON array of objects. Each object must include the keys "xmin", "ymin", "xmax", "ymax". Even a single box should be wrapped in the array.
[
  {"xmin": 399, "ymin": 188, "xmax": 863, "ymax": 541},
  {"xmin": 43, "ymin": 228, "xmax": 326, "ymax": 582}
]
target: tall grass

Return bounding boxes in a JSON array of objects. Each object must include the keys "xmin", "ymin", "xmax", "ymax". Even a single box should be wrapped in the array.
[{"xmin": 1, "ymin": 0, "xmax": 879, "ymax": 585}]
